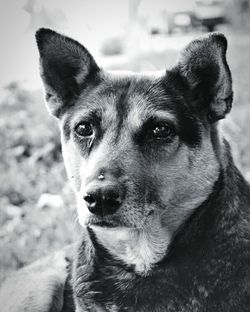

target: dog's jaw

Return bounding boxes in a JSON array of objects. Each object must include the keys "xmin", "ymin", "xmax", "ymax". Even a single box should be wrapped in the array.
[{"xmin": 90, "ymin": 216, "xmax": 170, "ymax": 275}]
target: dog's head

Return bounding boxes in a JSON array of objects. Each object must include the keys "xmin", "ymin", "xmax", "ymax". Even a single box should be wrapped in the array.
[{"xmin": 36, "ymin": 29, "xmax": 232, "ymax": 235}]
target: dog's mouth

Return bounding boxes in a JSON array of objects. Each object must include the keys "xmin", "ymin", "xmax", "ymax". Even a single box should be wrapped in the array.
[
  {"xmin": 77, "ymin": 198, "xmax": 124, "ymax": 228},
  {"xmin": 83, "ymin": 209, "xmax": 155, "ymax": 230},
  {"xmin": 86, "ymin": 216, "xmax": 116, "ymax": 228},
  {"xmin": 78, "ymin": 198, "xmax": 155, "ymax": 229},
  {"xmin": 83, "ymin": 214, "xmax": 123, "ymax": 228}
]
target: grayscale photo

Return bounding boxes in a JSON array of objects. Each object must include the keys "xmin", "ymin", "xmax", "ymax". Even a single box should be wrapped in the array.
[{"xmin": 0, "ymin": 0, "xmax": 250, "ymax": 311}]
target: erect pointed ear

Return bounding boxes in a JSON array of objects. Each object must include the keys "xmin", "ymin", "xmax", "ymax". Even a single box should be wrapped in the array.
[
  {"xmin": 176, "ymin": 32, "xmax": 233, "ymax": 122},
  {"xmin": 35, "ymin": 28, "xmax": 99, "ymax": 118}
]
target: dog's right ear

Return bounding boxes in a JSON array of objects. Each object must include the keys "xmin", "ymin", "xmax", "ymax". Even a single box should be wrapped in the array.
[
  {"xmin": 175, "ymin": 33, "xmax": 233, "ymax": 122},
  {"xmin": 36, "ymin": 28, "xmax": 99, "ymax": 118}
]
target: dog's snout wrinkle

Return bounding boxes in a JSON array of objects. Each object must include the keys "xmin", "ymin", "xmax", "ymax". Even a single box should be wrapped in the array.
[{"xmin": 84, "ymin": 161, "xmax": 125, "ymax": 186}]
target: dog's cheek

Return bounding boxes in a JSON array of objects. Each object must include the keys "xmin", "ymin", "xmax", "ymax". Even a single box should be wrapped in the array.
[
  {"xmin": 76, "ymin": 194, "xmax": 91, "ymax": 227},
  {"xmin": 117, "ymin": 146, "xmax": 176, "ymax": 227},
  {"xmin": 123, "ymin": 169, "xmax": 162, "ymax": 227},
  {"xmin": 117, "ymin": 204, "xmax": 146, "ymax": 228},
  {"xmin": 158, "ymin": 141, "xmax": 219, "ymax": 233},
  {"xmin": 61, "ymin": 140, "xmax": 84, "ymax": 193},
  {"xmin": 140, "ymin": 141, "xmax": 181, "ymax": 211}
]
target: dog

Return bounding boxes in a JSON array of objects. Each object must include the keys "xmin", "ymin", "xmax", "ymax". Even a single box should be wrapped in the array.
[{"xmin": 1, "ymin": 28, "xmax": 250, "ymax": 311}]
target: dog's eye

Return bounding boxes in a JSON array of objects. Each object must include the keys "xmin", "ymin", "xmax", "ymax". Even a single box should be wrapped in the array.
[
  {"xmin": 75, "ymin": 122, "xmax": 93, "ymax": 137},
  {"xmin": 151, "ymin": 124, "xmax": 174, "ymax": 139}
]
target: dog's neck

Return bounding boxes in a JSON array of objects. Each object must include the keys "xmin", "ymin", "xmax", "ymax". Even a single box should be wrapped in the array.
[{"xmin": 90, "ymin": 217, "xmax": 170, "ymax": 275}]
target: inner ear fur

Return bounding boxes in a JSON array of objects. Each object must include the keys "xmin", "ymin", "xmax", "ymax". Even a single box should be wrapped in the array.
[
  {"xmin": 176, "ymin": 32, "xmax": 233, "ymax": 122},
  {"xmin": 36, "ymin": 28, "xmax": 99, "ymax": 118}
]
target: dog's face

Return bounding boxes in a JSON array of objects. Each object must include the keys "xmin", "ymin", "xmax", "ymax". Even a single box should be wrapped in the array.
[{"xmin": 36, "ymin": 29, "xmax": 232, "ymax": 236}]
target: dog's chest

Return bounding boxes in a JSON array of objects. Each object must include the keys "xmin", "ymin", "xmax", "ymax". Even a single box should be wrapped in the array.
[
  {"xmin": 73, "ymin": 255, "xmax": 135, "ymax": 311},
  {"xmin": 72, "ymin": 234, "xmax": 196, "ymax": 312},
  {"xmin": 72, "ymin": 231, "xmax": 248, "ymax": 312},
  {"xmin": 72, "ymin": 257, "xmax": 202, "ymax": 312}
]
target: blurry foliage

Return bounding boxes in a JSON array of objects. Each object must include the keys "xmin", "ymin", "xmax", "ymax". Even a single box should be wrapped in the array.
[
  {"xmin": 101, "ymin": 37, "xmax": 125, "ymax": 56},
  {"xmin": 0, "ymin": 82, "xmax": 79, "ymax": 284},
  {"xmin": 0, "ymin": 82, "xmax": 63, "ymax": 205},
  {"xmin": 225, "ymin": 33, "xmax": 250, "ymax": 175}
]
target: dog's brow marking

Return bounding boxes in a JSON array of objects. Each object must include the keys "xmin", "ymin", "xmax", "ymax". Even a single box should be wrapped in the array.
[
  {"xmin": 76, "ymin": 92, "xmax": 120, "ymax": 131},
  {"xmin": 127, "ymin": 101, "xmax": 177, "ymax": 130},
  {"xmin": 151, "ymin": 110, "xmax": 177, "ymax": 123},
  {"xmin": 71, "ymin": 106, "xmax": 101, "ymax": 122}
]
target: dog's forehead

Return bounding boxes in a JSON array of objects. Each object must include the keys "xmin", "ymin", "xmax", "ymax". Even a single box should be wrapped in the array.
[
  {"xmin": 101, "ymin": 71, "xmax": 171, "ymax": 109},
  {"xmin": 77, "ymin": 71, "xmax": 178, "ymax": 122}
]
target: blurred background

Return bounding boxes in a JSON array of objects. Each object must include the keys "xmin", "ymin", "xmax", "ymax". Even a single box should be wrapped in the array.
[{"xmin": 0, "ymin": 0, "xmax": 250, "ymax": 284}]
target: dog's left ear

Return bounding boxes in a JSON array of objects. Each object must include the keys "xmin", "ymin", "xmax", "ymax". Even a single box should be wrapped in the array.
[
  {"xmin": 176, "ymin": 33, "xmax": 233, "ymax": 122},
  {"xmin": 36, "ymin": 28, "xmax": 99, "ymax": 118}
]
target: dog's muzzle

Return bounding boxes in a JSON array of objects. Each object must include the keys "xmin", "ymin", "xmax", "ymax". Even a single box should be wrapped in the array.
[{"xmin": 83, "ymin": 181, "xmax": 124, "ymax": 216}]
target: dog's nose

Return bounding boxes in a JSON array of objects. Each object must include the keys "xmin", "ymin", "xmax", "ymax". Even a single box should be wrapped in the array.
[{"xmin": 83, "ymin": 184, "xmax": 122, "ymax": 215}]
